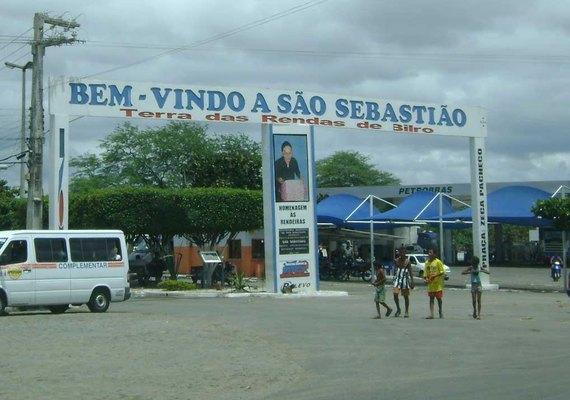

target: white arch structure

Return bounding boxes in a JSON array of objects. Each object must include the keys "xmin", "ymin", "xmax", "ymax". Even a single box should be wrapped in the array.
[{"xmin": 49, "ymin": 77, "xmax": 490, "ymax": 292}]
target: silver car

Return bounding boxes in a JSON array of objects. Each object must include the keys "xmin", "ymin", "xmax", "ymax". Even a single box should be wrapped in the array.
[{"xmin": 407, "ymin": 253, "xmax": 450, "ymax": 280}]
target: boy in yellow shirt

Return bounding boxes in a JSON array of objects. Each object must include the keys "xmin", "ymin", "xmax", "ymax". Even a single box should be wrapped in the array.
[{"xmin": 423, "ymin": 248, "xmax": 445, "ymax": 319}]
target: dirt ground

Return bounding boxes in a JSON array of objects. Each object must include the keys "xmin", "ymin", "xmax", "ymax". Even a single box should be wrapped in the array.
[{"xmin": 1, "ymin": 271, "xmax": 569, "ymax": 400}]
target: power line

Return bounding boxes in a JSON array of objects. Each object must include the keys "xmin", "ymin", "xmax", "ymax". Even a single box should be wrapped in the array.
[
  {"xmin": 40, "ymin": 39, "xmax": 570, "ymax": 66},
  {"xmin": 0, "ymin": 28, "xmax": 33, "ymax": 68},
  {"xmin": 82, "ymin": 0, "xmax": 329, "ymax": 78},
  {"xmin": 0, "ymin": 28, "xmax": 32, "ymax": 52}
]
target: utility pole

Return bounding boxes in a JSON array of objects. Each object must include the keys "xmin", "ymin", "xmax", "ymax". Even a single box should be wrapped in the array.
[
  {"xmin": 28, "ymin": 13, "xmax": 80, "ymax": 229},
  {"xmin": 4, "ymin": 61, "xmax": 33, "ymax": 198}
]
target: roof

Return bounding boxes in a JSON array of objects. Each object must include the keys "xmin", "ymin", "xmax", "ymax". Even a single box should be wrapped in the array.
[
  {"xmin": 439, "ymin": 185, "xmax": 552, "ymax": 226},
  {"xmin": 316, "ymin": 194, "xmax": 378, "ymax": 225},
  {"xmin": 370, "ymin": 191, "xmax": 454, "ymax": 222}
]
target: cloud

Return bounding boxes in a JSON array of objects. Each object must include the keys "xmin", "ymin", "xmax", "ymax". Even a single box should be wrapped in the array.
[{"xmin": 1, "ymin": 0, "xmax": 569, "ymax": 191}]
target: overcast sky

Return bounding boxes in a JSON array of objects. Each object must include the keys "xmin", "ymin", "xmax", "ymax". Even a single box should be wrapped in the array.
[{"xmin": 1, "ymin": 0, "xmax": 569, "ymax": 191}]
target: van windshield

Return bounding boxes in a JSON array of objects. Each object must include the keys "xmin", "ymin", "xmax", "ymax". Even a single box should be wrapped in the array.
[
  {"xmin": 133, "ymin": 240, "xmax": 149, "ymax": 252},
  {"xmin": 0, "ymin": 238, "xmax": 6, "ymax": 248}
]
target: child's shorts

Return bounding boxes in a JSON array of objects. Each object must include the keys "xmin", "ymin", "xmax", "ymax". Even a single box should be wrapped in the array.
[
  {"xmin": 428, "ymin": 290, "xmax": 443, "ymax": 299},
  {"xmin": 393, "ymin": 287, "xmax": 411, "ymax": 296},
  {"xmin": 471, "ymin": 282, "xmax": 482, "ymax": 293},
  {"xmin": 375, "ymin": 285, "xmax": 386, "ymax": 302}
]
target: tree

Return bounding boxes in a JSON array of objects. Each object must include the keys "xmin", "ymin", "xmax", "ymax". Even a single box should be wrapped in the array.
[
  {"xmin": 532, "ymin": 198, "xmax": 570, "ymax": 231},
  {"xmin": 69, "ymin": 154, "xmax": 117, "ymax": 192},
  {"xmin": 193, "ymin": 133, "xmax": 262, "ymax": 190},
  {"xmin": 69, "ymin": 187, "xmax": 263, "ymax": 278},
  {"xmin": 70, "ymin": 121, "xmax": 262, "ymax": 191},
  {"xmin": 316, "ymin": 151, "xmax": 400, "ymax": 188},
  {"xmin": 0, "ymin": 180, "xmax": 19, "ymax": 230}
]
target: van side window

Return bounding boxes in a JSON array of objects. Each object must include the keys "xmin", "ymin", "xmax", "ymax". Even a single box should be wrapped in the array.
[
  {"xmin": 0, "ymin": 240, "xmax": 28, "ymax": 265},
  {"xmin": 34, "ymin": 238, "xmax": 68, "ymax": 262},
  {"xmin": 69, "ymin": 238, "xmax": 122, "ymax": 262}
]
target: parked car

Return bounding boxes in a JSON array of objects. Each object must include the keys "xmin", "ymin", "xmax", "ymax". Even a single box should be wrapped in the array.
[{"xmin": 407, "ymin": 253, "xmax": 450, "ymax": 280}]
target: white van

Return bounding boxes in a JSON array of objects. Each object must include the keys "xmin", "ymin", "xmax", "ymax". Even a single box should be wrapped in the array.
[{"xmin": 0, "ymin": 230, "xmax": 131, "ymax": 315}]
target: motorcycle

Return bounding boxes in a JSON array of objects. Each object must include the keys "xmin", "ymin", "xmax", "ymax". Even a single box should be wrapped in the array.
[
  {"xmin": 551, "ymin": 260, "xmax": 562, "ymax": 282},
  {"xmin": 350, "ymin": 258, "xmax": 373, "ymax": 282},
  {"xmin": 318, "ymin": 258, "xmax": 333, "ymax": 280},
  {"xmin": 328, "ymin": 256, "xmax": 373, "ymax": 282},
  {"xmin": 211, "ymin": 261, "xmax": 237, "ymax": 285}
]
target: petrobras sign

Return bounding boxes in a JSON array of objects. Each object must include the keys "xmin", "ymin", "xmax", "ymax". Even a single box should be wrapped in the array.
[{"xmin": 50, "ymin": 78, "xmax": 487, "ymax": 137}]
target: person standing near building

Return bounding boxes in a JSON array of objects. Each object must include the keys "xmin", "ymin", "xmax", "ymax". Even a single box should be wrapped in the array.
[
  {"xmin": 392, "ymin": 247, "xmax": 414, "ymax": 317},
  {"xmin": 462, "ymin": 255, "xmax": 489, "ymax": 319},
  {"xmin": 423, "ymin": 248, "xmax": 445, "ymax": 319}
]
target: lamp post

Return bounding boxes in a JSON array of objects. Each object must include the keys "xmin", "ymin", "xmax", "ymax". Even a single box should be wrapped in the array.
[{"xmin": 4, "ymin": 61, "xmax": 33, "ymax": 198}]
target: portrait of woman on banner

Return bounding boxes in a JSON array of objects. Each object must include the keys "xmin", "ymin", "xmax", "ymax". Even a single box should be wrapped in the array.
[{"xmin": 274, "ymin": 135, "xmax": 309, "ymax": 202}]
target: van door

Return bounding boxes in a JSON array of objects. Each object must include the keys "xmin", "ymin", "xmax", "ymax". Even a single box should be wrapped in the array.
[
  {"xmin": 33, "ymin": 237, "xmax": 71, "ymax": 305},
  {"xmin": 0, "ymin": 238, "xmax": 35, "ymax": 305}
]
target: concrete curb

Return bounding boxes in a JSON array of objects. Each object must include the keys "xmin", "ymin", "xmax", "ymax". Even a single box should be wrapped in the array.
[
  {"xmin": 131, "ymin": 286, "xmax": 566, "ymax": 299},
  {"xmin": 132, "ymin": 289, "xmax": 349, "ymax": 299}
]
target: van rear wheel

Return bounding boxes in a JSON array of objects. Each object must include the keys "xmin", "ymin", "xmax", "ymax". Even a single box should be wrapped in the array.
[
  {"xmin": 0, "ymin": 295, "xmax": 7, "ymax": 316},
  {"xmin": 49, "ymin": 305, "xmax": 69, "ymax": 314},
  {"xmin": 88, "ymin": 289, "xmax": 110, "ymax": 313}
]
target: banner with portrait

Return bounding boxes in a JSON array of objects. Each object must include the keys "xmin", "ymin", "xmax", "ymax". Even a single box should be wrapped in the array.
[{"xmin": 262, "ymin": 124, "xmax": 318, "ymax": 293}]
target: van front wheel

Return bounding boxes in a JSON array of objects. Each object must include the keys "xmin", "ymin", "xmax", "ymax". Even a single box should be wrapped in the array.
[{"xmin": 88, "ymin": 289, "xmax": 110, "ymax": 313}]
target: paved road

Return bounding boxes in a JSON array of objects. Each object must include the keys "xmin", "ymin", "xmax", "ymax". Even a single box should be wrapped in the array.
[
  {"xmin": 434, "ymin": 265, "xmax": 567, "ymax": 292},
  {"xmin": 2, "ymin": 267, "xmax": 569, "ymax": 400},
  {"xmin": 305, "ymin": 265, "xmax": 568, "ymax": 294}
]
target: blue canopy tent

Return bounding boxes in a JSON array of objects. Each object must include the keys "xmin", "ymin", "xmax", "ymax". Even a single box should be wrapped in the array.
[
  {"xmin": 438, "ymin": 185, "xmax": 553, "ymax": 227},
  {"xmin": 316, "ymin": 194, "xmax": 379, "ymax": 226},
  {"xmin": 316, "ymin": 194, "xmax": 402, "ymax": 272},
  {"xmin": 370, "ymin": 191, "xmax": 455, "ymax": 223},
  {"xmin": 340, "ymin": 191, "xmax": 459, "ymax": 262}
]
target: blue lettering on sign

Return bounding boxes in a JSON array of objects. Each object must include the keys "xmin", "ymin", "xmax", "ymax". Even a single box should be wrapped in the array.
[
  {"xmin": 452, "ymin": 109, "xmax": 467, "ymax": 127},
  {"xmin": 207, "ymin": 91, "xmax": 225, "ymax": 111},
  {"xmin": 151, "ymin": 89, "xmax": 246, "ymax": 111},
  {"xmin": 251, "ymin": 93, "xmax": 270, "ymax": 113},
  {"xmin": 335, "ymin": 98, "xmax": 349, "ymax": 117},
  {"xmin": 350, "ymin": 100, "xmax": 365, "ymax": 120},
  {"xmin": 277, "ymin": 94, "xmax": 293, "ymax": 113},
  {"xmin": 366, "ymin": 101, "xmax": 380, "ymax": 120},
  {"xmin": 186, "ymin": 90, "xmax": 205, "ymax": 110},
  {"xmin": 438, "ymin": 106, "xmax": 452, "ymax": 126},
  {"xmin": 227, "ymin": 91, "xmax": 245, "ymax": 112},
  {"xmin": 412, "ymin": 106, "xmax": 427, "ymax": 124},
  {"xmin": 65, "ymin": 82, "xmax": 471, "ymax": 129},
  {"xmin": 381, "ymin": 103, "xmax": 397, "ymax": 122},
  {"xmin": 332, "ymin": 99, "xmax": 467, "ymax": 128},
  {"xmin": 277, "ymin": 92, "xmax": 326, "ymax": 116},
  {"xmin": 399, "ymin": 104, "xmax": 412, "ymax": 122},
  {"xmin": 68, "ymin": 83, "xmax": 133, "ymax": 106},
  {"xmin": 150, "ymin": 87, "xmax": 171, "ymax": 108},
  {"xmin": 58, "ymin": 262, "xmax": 109, "ymax": 269}
]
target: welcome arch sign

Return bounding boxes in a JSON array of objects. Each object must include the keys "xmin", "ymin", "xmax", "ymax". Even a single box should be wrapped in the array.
[{"xmin": 49, "ymin": 78, "xmax": 489, "ymax": 292}]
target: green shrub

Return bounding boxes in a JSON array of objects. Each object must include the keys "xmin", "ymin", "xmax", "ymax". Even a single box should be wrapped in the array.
[
  {"xmin": 157, "ymin": 280, "xmax": 196, "ymax": 291},
  {"xmin": 231, "ymin": 271, "xmax": 249, "ymax": 292}
]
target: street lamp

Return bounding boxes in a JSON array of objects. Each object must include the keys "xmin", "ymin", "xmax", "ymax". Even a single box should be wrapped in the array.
[{"xmin": 5, "ymin": 61, "xmax": 33, "ymax": 198}]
